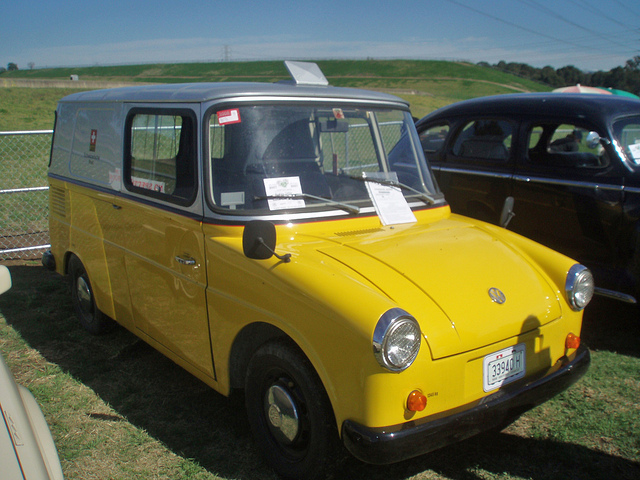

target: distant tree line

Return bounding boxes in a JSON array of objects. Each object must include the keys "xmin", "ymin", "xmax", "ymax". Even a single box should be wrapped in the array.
[
  {"xmin": 0, "ymin": 62, "xmax": 19, "ymax": 73},
  {"xmin": 480, "ymin": 56, "xmax": 640, "ymax": 95}
]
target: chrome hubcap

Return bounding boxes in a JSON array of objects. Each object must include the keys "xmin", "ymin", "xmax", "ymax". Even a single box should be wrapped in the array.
[
  {"xmin": 265, "ymin": 383, "xmax": 299, "ymax": 444},
  {"xmin": 76, "ymin": 276, "xmax": 93, "ymax": 315}
]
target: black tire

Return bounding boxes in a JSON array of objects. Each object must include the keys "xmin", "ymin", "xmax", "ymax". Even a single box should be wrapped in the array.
[
  {"xmin": 245, "ymin": 340, "xmax": 340, "ymax": 480},
  {"xmin": 68, "ymin": 255, "xmax": 114, "ymax": 335}
]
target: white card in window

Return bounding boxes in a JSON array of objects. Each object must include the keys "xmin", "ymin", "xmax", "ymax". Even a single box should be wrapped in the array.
[
  {"xmin": 628, "ymin": 143, "xmax": 640, "ymax": 163},
  {"xmin": 263, "ymin": 176, "xmax": 305, "ymax": 210},
  {"xmin": 221, "ymin": 191, "xmax": 245, "ymax": 209},
  {"xmin": 364, "ymin": 173, "xmax": 417, "ymax": 226},
  {"xmin": 131, "ymin": 176, "xmax": 165, "ymax": 193},
  {"xmin": 109, "ymin": 168, "xmax": 122, "ymax": 190}
]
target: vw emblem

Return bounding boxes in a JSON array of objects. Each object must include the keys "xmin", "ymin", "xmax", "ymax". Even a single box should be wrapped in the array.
[{"xmin": 488, "ymin": 287, "xmax": 506, "ymax": 304}]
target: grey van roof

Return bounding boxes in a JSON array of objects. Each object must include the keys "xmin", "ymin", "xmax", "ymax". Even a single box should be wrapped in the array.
[{"xmin": 58, "ymin": 81, "xmax": 409, "ymax": 107}]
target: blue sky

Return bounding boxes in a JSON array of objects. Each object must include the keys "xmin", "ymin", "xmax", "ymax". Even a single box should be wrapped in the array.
[{"xmin": 2, "ymin": 0, "xmax": 639, "ymax": 72}]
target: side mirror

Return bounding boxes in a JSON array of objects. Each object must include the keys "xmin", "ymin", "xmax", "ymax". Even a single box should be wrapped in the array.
[
  {"xmin": 243, "ymin": 220, "xmax": 291, "ymax": 262},
  {"xmin": 500, "ymin": 196, "xmax": 515, "ymax": 228}
]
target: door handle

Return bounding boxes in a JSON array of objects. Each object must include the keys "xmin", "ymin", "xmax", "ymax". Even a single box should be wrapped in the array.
[{"xmin": 175, "ymin": 255, "xmax": 196, "ymax": 266}]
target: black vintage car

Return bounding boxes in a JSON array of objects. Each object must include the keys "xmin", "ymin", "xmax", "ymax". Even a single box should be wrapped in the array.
[{"xmin": 416, "ymin": 93, "xmax": 640, "ymax": 304}]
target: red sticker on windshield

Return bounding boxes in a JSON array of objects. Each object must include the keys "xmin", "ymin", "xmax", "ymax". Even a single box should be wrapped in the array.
[{"xmin": 217, "ymin": 109, "xmax": 241, "ymax": 125}]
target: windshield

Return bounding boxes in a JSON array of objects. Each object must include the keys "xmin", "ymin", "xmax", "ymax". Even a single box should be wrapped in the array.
[
  {"xmin": 612, "ymin": 116, "xmax": 640, "ymax": 166},
  {"xmin": 207, "ymin": 104, "xmax": 440, "ymax": 215}
]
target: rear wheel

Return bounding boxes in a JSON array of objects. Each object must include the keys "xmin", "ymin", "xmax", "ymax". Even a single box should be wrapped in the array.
[
  {"xmin": 68, "ymin": 255, "xmax": 113, "ymax": 335},
  {"xmin": 245, "ymin": 340, "xmax": 340, "ymax": 480}
]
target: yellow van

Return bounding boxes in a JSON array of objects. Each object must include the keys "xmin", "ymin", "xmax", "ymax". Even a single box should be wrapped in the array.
[{"xmin": 43, "ymin": 62, "xmax": 592, "ymax": 480}]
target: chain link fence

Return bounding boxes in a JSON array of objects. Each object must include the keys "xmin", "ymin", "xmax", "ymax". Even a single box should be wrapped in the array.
[{"xmin": 0, "ymin": 130, "xmax": 53, "ymax": 260}]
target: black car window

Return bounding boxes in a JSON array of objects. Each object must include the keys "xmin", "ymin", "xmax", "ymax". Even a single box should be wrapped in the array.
[
  {"xmin": 527, "ymin": 123, "xmax": 609, "ymax": 168},
  {"xmin": 418, "ymin": 124, "xmax": 449, "ymax": 162},
  {"xmin": 452, "ymin": 119, "xmax": 513, "ymax": 163}
]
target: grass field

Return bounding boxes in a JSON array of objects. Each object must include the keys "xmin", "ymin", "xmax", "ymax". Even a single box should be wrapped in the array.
[
  {"xmin": 1, "ymin": 59, "xmax": 547, "ymax": 89},
  {"xmin": 0, "ymin": 88, "xmax": 80, "ymax": 131},
  {"xmin": 0, "ymin": 59, "xmax": 551, "ymax": 131},
  {"xmin": 0, "ymin": 60, "xmax": 638, "ymax": 480}
]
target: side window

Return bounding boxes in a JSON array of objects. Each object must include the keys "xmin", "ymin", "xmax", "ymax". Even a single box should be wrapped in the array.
[
  {"xmin": 452, "ymin": 119, "xmax": 513, "ymax": 163},
  {"xmin": 125, "ymin": 111, "xmax": 197, "ymax": 205},
  {"xmin": 418, "ymin": 124, "xmax": 449, "ymax": 162},
  {"xmin": 527, "ymin": 123, "xmax": 609, "ymax": 168},
  {"xmin": 549, "ymin": 124, "xmax": 584, "ymax": 152}
]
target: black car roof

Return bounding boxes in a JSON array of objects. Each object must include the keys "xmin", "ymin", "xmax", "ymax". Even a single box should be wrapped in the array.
[{"xmin": 417, "ymin": 93, "xmax": 640, "ymax": 125}]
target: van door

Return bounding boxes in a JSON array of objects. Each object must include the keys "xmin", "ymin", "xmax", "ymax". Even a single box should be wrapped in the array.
[{"xmin": 116, "ymin": 107, "xmax": 213, "ymax": 378}]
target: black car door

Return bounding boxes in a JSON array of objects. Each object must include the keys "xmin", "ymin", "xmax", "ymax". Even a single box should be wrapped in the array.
[
  {"xmin": 510, "ymin": 120, "xmax": 624, "ymax": 282},
  {"xmin": 420, "ymin": 117, "xmax": 517, "ymax": 223}
]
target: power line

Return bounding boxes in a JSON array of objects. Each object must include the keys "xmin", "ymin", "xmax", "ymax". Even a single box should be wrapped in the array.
[
  {"xmin": 443, "ymin": 0, "xmax": 637, "ymax": 62},
  {"xmin": 517, "ymin": 0, "xmax": 632, "ymax": 50},
  {"xmin": 443, "ymin": 0, "xmax": 596, "ymax": 51},
  {"xmin": 567, "ymin": 0, "xmax": 638, "ymax": 30},
  {"xmin": 608, "ymin": 0, "xmax": 640, "ymax": 20}
]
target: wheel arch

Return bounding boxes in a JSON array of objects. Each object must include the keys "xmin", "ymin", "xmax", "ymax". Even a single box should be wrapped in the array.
[
  {"xmin": 228, "ymin": 321, "xmax": 341, "ymax": 430},
  {"xmin": 228, "ymin": 322, "xmax": 289, "ymax": 390},
  {"xmin": 62, "ymin": 250, "xmax": 78, "ymax": 275}
]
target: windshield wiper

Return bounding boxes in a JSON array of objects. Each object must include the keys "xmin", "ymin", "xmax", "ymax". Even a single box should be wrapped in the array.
[
  {"xmin": 255, "ymin": 193, "xmax": 361, "ymax": 214},
  {"xmin": 349, "ymin": 175, "xmax": 437, "ymax": 205}
]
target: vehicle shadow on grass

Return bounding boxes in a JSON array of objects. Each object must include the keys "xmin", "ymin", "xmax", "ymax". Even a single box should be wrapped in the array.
[
  {"xmin": 341, "ymin": 431, "xmax": 640, "ymax": 480},
  {"xmin": 1, "ymin": 263, "xmax": 638, "ymax": 480}
]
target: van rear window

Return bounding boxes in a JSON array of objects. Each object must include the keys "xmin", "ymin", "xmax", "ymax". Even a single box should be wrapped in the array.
[{"xmin": 125, "ymin": 110, "xmax": 197, "ymax": 205}]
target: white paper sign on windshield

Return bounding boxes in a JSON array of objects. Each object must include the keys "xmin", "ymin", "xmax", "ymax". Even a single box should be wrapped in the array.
[
  {"xmin": 263, "ymin": 176, "xmax": 305, "ymax": 210},
  {"xmin": 364, "ymin": 172, "xmax": 417, "ymax": 226}
]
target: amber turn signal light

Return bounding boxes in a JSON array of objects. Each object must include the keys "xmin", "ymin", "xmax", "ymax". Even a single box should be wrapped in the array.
[
  {"xmin": 565, "ymin": 333, "xmax": 580, "ymax": 350},
  {"xmin": 407, "ymin": 390, "xmax": 427, "ymax": 412}
]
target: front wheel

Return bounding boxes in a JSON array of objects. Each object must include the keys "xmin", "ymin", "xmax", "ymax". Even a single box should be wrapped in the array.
[
  {"xmin": 68, "ymin": 255, "xmax": 114, "ymax": 335},
  {"xmin": 245, "ymin": 340, "xmax": 340, "ymax": 480}
]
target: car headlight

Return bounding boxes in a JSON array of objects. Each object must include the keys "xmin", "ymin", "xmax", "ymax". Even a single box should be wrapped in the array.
[
  {"xmin": 565, "ymin": 264, "xmax": 594, "ymax": 311},
  {"xmin": 373, "ymin": 308, "xmax": 421, "ymax": 372}
]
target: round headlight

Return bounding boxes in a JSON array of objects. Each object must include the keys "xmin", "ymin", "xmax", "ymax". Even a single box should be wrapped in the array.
[
  {"xmin": 373, "ymin": 308, "xmax": 421, "ymax": 372},
  {"xmin": 565, "ymin": 264, "xmax": 594, "ymax": 311}
]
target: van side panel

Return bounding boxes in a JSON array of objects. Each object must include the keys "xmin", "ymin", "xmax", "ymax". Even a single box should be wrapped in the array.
[
  {"xmin": 48, "ymin": 102, "xmax": 134, "ymax": 330},
  {"xmin": 69, "ymin": 106, "xmax": 123, "ymax": 190}
]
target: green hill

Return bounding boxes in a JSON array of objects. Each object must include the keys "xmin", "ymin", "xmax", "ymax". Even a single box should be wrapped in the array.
[{"xmin": 0, "ymin": 60, "xmax": 551, "ymax": 130}]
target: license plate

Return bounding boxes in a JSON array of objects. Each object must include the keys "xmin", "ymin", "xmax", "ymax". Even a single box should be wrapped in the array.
[{"xmin": 483, "ymin": 343, "xmax": 526, "ymax": 392}]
